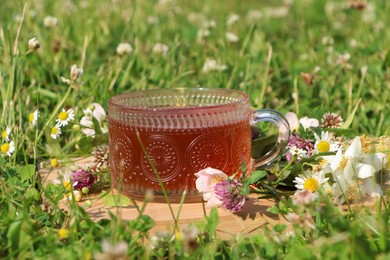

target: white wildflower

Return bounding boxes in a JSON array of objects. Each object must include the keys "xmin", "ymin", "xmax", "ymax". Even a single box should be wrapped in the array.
[
  {"xmin": 43, "ymin": 16, "xmax": 58, "ymax": 27},
  {"xmin": 226, "ymin": 32, "xmax": 239, "ymax": 43},
  {"xmin": 116, "ymin": 43, "xmax": 133, "ymax": 56}
]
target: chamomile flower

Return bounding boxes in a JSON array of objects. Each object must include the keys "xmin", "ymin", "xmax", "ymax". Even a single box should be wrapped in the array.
[
  {"xmin": 51, "ymin": 126, "xmax": 62, "ymax": 139},
  {"xmin": 313, "ymin": 131, "xmax": 339, "ymax": 153},
  {"xmin": 1, "ymin": 128, "xmax": 11, "ymax": 142},
  {"xmin": 293, "ymin": 171, "xmax": 329, "ymax": 193},
  {"xmin": 28, "ymin": 110, "xmax": 39, "ymax": 127},
  {"xmin": 56, "ymin": 108, "xmax": 75, "ymax": 127},
  {"xmin": 1, "ymin": 141, "xmax": 15, "ymax": 156}
]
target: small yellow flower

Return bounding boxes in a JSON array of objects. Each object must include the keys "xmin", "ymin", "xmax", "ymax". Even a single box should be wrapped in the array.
[
  {"xmin": 57, "ymin": 228, "xmax": 69, "ymax": 239},
  {"xmin": 51, "ymin": 158, "xmax": 58, "ymax": 168}
]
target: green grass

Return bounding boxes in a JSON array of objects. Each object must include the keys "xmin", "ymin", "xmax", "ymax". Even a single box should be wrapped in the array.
[{"xmin": 0, "ymin": 0, "xmax": 389, "ymax": 258}]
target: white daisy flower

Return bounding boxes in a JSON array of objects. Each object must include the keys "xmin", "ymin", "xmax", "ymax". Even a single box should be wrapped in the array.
[
  {"xmin": 51, "ymin": 126, "xmax": 62, "ymax": 139},
  {"xmin": 1, "ymin": 127, "xmax": 11, "ymax": 142},
  {"xmin": 293, "ymin": 170, "xmax": 329, "ymax": 193},
  {"xmin": 1, "ymin": 140, "xmax": 15, "ymax": 157},
  {"xmin": 116, "ymin": 43, "xmax": 133, "ymax": 56},
  {"xmin": 226, "ymin": 32, "xmax": 239, "ymax": 43},
  {"xmin": 56, "ymin": 108, "xmax": 75, "ymax": 127},
  {"xmin": 313, "ymin": 131, "xmax": 339, "ymax": 153},
  {"xmin": 28, "ymin": 110, "xmax": 39, "ymax": 127}
]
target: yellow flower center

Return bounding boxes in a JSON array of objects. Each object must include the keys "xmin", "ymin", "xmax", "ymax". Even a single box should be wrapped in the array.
[
  {"xmin": 57, "ymin": 228, "xmax": 69, "ymax": 239},
  {"xmin": 303, "ymin": 177, "xmax": 319, "ymax": 192},
  {"xmin": 29, "ymin": 113, "xmax": 35, "ymax": 122},
  {"xmin": 317, "ymin": 141, "xmax": 330, "ymax": 153},
  {"xmin": 360, "ymin": 135, "xmax": 371, "ymax": 154},
  {"xmin": 1, "ymin": 143, "xmax": 10, "ymax": 154},
  {"xmin": 58, "ymin": 111, "xmax": 69, "ymax": 121},
  {"xmin": 63, "ymin": 181, "xmax": 71, "ymax": 191},
  {"xmin": 212, "ymin": 176, "xmax": 225, "ymax": 185},
  {"xmin": 51, "ymin": 158, "xmax": 58, "ymax": 168},
  {"xmin": 1, "ymin": 130, "xmax": 7, "ymax": 139},
  {"xmin": 339, "ymin": 156, "xmax": 348, "ymax": 169},
  {"xmin": 51, "ymin": 127, "xmax": 58, "ymax": 135}
]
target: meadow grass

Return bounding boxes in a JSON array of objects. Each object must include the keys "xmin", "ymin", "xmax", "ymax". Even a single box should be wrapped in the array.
[{"xmin": 0, "ymin": 0, "xmax": 389, "ymax": 258}]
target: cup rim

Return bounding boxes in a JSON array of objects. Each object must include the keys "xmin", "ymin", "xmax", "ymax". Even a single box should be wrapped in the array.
[{"xmin": 108, "ymin": 88, "xmax": 250, "ymax": 113}]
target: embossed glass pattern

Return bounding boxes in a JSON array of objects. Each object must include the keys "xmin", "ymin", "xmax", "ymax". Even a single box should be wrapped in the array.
[{"xmin": 108, "ymin": 88, "xmax": 289, "ymax": 202}]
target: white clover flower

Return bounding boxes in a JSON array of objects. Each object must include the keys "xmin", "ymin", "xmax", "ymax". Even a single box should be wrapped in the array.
[
  {"xmin": 321, "ymin": 36, "xmax": 334, "ymax": 46},
  {"xmin": 116, "ymin": 43, "xmax": 133, "ymax": 56},
  {"xmin": 293, "ymin": 170, "xmax": 329, "ymax": 193},
  {"xmin": 56, "ymin": 108, "xmax": 75, "ymax": 127},
  {"xmin": 80, "ymin": 116, "xmax": 95, "ymax": 137},
  {"xmin": 293, "ymin": 189, "xmax": 318, "ymax": 206},
  {"xmin": 246, "ymin": 10, "xmax": 263, "ymax": 22},
  {"xmin": 43, "ymin": 16, "xmax": 58, "ymax": 27},
  {"xmin": 1, "ymin": 140, "xmax": 15, "ymax": 157},
  {"xmin": 1, "ymin": 127, "xmax": 12, "ymax": 142},
  {"xmin": 29, "ymin": 109, "xmax": 39, "ymax": 127},
  {"xmin": 28, "ymin": 37, "xmax": 40, "ymax": 51},
  {"xmin": 226, "ymin": 32, "xmax": 239, "ymax": 43},
  {"xmin": 313, "ymin": 131, "xmax": 339, "ymax": 154},
  {"xmin": 70, "ymin": 64, "xmax": 83, "ymax": 81},
  {"xmin": 152, "ymin": 43, "xmax": 169, "ymax": 56},
  {"xmin": 202, "ymin": 59, "xmax": 227, "ymax": 73},
  {"xmin": 147, "ymin": 16, "xmax": 159, "ymax": 25},
  {"xmin": 288, "ymin": 145, "xmax": 308, "ymax": 159},
  {"xmin": 197, "ymin": 28, "xmax": 210, "ymax": 41},
  {"xmin": 227, "ymin": 14, "xmax": 240, "ymax": 26},
  {"xmin": 95, "ymin": 240, "xmax": 128, "ymax": 260},
  {"xmin": 51, "ymin": 126, "xmax": 62, "ymax": 139},
  {"xmin": 267, "ymin": 6, "xmax": 289, "ymax": 18}
]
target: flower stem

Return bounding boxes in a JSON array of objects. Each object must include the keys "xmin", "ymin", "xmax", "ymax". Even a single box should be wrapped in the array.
[{"xmin": 136, "ymin": 132, "xmax": 179, "ymax": 233}]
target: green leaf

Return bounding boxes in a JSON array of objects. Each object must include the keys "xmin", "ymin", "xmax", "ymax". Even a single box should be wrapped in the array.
[
  {"xmin": 103, "ymin": 194, "xmax": 131, "ymax": 207},
  {"xmin": 133, "ymin": 215, "xmax": 155, "ymax": 232},
  {"xmin": 7, "ymin": 220, "xmax": 22, "ymax": 253},
  {"xmin": 16, "ymin": 164, "xmax": 35, "ymax": 182},
  {"xmin": 247, "ymin": 170, "xmax": 268, "ymax": 185},
  {"xmin": 341, "ymin": 98, "xmax": 361, "ymax": 129},
  {"xmin": 25, "ymin": 187, "xmax": 39, "ymax": 202},
  {"xmin": 273, "ymin": 223, "xmax": 287, "ymax": 233}
]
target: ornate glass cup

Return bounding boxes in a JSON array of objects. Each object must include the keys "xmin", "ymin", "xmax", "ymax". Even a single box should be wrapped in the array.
[{"xmin": 108, "ymin": 88, "xmax": 290, "ymax": 202}]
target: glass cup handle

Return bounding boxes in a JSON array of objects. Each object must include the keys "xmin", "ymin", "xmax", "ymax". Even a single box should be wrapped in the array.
[{"xmin": 251, "ymin": 109, "xmax": 290, "ymax": 168}]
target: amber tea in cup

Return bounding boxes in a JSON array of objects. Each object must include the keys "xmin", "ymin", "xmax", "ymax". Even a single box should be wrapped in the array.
[{"xmin": 108, "ymin": 88, "xmax": 290, "ymax": 202}]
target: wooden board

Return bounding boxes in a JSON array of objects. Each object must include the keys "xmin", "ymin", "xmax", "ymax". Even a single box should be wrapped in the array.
[
  {"xmin": 39, "ymin": 157, "xmax": 286, "ymax": 240},
  {"xmin": 39, "ymin": 156, "xmax": 387, "ymax": 240}
]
